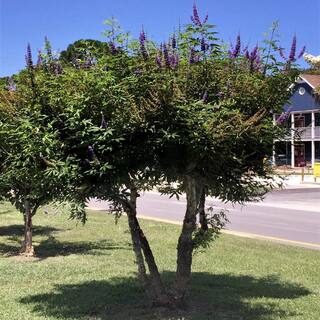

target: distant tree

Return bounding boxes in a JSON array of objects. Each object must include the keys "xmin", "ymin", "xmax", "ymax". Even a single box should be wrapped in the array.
[{"xmin": 59, "ymin": 39, "xmax": 112, "ymax": 64}]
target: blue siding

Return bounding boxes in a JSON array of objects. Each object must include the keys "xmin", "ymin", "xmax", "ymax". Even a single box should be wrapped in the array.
[{"xmin": 283, "ymin": 83, "xmax": 320, "ymax": 112}]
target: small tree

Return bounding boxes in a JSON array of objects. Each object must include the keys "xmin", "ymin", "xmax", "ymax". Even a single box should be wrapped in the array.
[
  {"xmin": 0, "ymin": 3, "xmax": 298, "ymax": 305},
  {"xmin": 0, "ymin": 49, "xmax": 73, "ymax": 256}
]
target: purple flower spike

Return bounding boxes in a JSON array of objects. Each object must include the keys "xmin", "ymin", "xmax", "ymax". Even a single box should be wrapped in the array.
[
  {"xmin": 203, "ymin": 12, "xmax": 209, "ymax": 24},
  {"xmin": 100, "ymin": 115, "xmax": 107, "ymax": 129},
  {"xmin": 248, "ymin": 45, "xmax": 259, "ymax": 71},
  {"xmin": 234, "ymin": 34, "xmax": 241, "ymax": 57},
  {"xmin": 87, "ymin": 145, "xmax": 95, "ymax": 161},
  {"xmin": 172, "ymin": 34, "xmax": 177, "ymax": 50},
  {"xmin": 244, "ymin": 49, "xmax": 250, "ymax": 60},
  {"xmin": 201, "ymin": 38, "xmax": 208, "ymax": 52},
  {"xmin": 163, "ymin": 44, "xmax": 171, "ymax": 68},
  {"xmin": 7, "ymin": 77, "xmax": 16, "ymax": 91},
  {"xmin": 229, "ymin": 34, "xmax": 241, "ymax": 58},
  {"xmin": 139, "ymin": 28, "xmax": 148, "ymax": 60},
  {"xmin": 250, "ymin": 46, "xmax": 258, "ymax": 61},
  {"xmin": 25, "ymin": 43, "xmax": 33, "ymax": 68},
  {"xmin": 279, "ymin": 36, "xmax": 305, "ymax": 64},
  {"xmin": 289, "ymin": 35, "xmax": 296, "ymax": 62},
  {"xmin": 298, "ymin": 45, "xmax": 306, "ymax": 59},
  {"xmin": 279, "ymin": 47, "xmax": 286, "ymax": 60},
  {"xmin": 191, "ymin": 2, "xmax": 202, "ymax": 26},
  {"xmin": 276, "ymin": 107, "xmax": 292, "ymax": 125},
  {"xmin": 156, "ymin": 54, "xmax": 163, "ymax": 68},
  {"xmin": 109, "ymin": 41, "xmax": 117, "ymax": 55},
  {"xmin": 170, "ymin": 54, "xmax": 179, "ymax": 68},
  {"xmin": 190, "ymin": 4, "xmax": 208, "ymax": 26},
  {"xmin": 139, "ymin": 28, "xmax": 146, "ymax": 42}
]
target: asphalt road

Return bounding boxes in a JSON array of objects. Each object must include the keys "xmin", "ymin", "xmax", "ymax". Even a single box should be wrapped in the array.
[{"xmin": 87, "ymin": 188, "xmax": 320, "ymax": 249}]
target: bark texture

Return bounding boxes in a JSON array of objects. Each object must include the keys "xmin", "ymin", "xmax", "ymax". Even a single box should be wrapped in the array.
[
  {"xmin": 173, "ymin": 175, "xmax": 202, "ymax": 305},
  {"xmin": 198, "ymin": 186, "xmax": 208, "ymax": 231},
  {"xmin": 20, "ymin": 200, "xmax": 35, "ymax": 256}
]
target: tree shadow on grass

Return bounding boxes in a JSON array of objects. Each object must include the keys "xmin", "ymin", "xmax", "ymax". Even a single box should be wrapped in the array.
[
  {"xmin": 36, "ymin": 236, "xmax": 130, "ymax": 259},
  {"xmin": 0, "ymin": 225, "xmax": 62, "ymax": 256},
  {"xmin": 0, "ymin": 224, "xmax": 61, "ymax": 237},
  {"xmin": 20, "ymin": 272, "xmax": 312, "ymax": 320},
  {"xmin": 0, "ymin": 224, "xmax": 129, "ymax": 259}
]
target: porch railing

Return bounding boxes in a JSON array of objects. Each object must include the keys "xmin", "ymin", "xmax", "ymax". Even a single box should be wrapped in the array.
[{"xmin": 277, "ymin": 126, "xmax": 320, "ymax": 141}]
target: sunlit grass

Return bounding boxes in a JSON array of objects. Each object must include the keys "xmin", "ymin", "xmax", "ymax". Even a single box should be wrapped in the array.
[{"xmin": 0, "ymin": 201, "xmax": 319, "ymax": 320}]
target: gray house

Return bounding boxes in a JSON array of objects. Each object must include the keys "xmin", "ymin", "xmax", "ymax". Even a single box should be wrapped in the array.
[{"xmin": 274, "ymin": 74, "xmax": 320, "ymax": 167}]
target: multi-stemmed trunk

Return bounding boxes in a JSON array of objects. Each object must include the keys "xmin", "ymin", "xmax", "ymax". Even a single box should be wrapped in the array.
[
  {"xmin": 124, "ymin": 176, "xmax": 204, "ymax": 307},
  {"xmin": 124, "ymin": 187, "xmax": 170, "ymax": 306},
  {"xmin": 20, "ymin": 200, "xmax": 35, "ymax": 256}
]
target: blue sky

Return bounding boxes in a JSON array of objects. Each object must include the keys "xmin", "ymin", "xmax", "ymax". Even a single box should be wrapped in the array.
[{"xmin": 1, "ymin": 0, "xmax": 319, "ymax": 77}]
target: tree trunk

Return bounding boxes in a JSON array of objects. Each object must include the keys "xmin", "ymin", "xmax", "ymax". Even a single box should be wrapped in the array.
[
  {"xmin": 198, "ymin": 186, "xmax": 208, "ymax": 231},
  {"xmin": 20, "ymin": 200, "xmax": 35, "ymax": 256},
  {"xmin": 125, "ymin": 187, "xmax": 170, "ymax": 306},
  {"xmin": 134, "ymin": 216, "xmax": 171, "ymax": 306},
  {"xmin": 173, "ymin": 175, "xmax": 201, "ymax": 306},
  {"xmin": 126, "ymin": 212, "xmax": 150, "ymax": 291}
]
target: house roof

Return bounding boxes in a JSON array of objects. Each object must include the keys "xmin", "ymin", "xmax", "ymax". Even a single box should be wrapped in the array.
[{"xmin": 299, "ymin": 74, "xmax": 320, "ymax": 89}]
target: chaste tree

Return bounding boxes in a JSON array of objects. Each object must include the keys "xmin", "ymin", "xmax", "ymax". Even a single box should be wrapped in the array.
[{"xmin": 0, "ymin": 3, "xmax": 298, "ymax": 305}]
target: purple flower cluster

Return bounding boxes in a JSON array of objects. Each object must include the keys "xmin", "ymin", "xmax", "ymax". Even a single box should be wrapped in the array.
[
  {"xmin": 190, "ymin": 3, "xmax": 208, "ymax": 27},
  {"xmin": 109, "ymin": 41, "xmax": 118, "ymax": 55},
  {"xmin": 139, "ymin": 29, "xmax": 148, "ymax": 60},
  {"xmin": 201, "ymin": 37, "xmax": 208, "ymax": 52},
  {"xmin": 279, "ymin": 36, "xmax": 306, "ymax": 63},
  {"xmin": 7, "ymin": 77, "xmax": 16, "ymax": 91},
  {"xmin": 276, "ymin": 107, "xmax": 292, "ymax": 125},
  {"xmin": 163, "ymin": 44, "xmax": 170, "ymax": 68},
  {"xmin": 229, "ymin": 34, "xmax": 241, "ymax": 58},
  {"xmin": 172, "ymin": 34, "xmax": 177, "ymax": 50},
  {"xmin": 155, "ymin": 54, "xmax": 163, "ymax": 68},
  {"xmin": 170, "ymin": 54, "xmax": 179, "ymax": 68},
  {"xmin": 25, "ymin": 43, "xmax": 33, "ymax": 69},
  {"xmin": 156, "ymin": 43, "xmax": 179, "ymax": 69},
  {"xmin": 189, "ymin": 47, "xmax": 200, "ymax": 64},
  {"xmin": 288, "ymin": 35, "xmax": 296, "ymax": 62},
  {"xmin": 244, "ymin": 45, "xmax": 261, "ymax": 72}
]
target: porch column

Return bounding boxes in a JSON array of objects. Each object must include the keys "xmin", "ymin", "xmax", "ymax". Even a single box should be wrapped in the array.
[
  {"xmin": 272, "ymin": 114, "xmax": 276, "ymax": 166},
  {"xmin": 291, "ymin": 113, "xmax": 295, "ymax": 167},
  {"xmin": 312, "ymin": 112, "xmax": 315, "ymax": 167}
]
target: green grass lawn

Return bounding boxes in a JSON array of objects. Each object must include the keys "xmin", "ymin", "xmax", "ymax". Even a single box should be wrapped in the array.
[{"xmin": 0, "ymin": 201, "xmax": 319, "ymax": 320}]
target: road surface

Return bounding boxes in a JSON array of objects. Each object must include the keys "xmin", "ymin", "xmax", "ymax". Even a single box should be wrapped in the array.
[{"xmin": 87, "ymin": 188, "xmax": 320, "ymax": 249}]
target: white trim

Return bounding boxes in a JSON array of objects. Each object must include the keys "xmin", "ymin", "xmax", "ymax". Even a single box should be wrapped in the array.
[
  {"xmin": 290, "ymin": 109, "xmax": 320, "ymax": 114},
  {"xmin": 299, "ymin": 75, "xmax": 316, "ymax": 89}
]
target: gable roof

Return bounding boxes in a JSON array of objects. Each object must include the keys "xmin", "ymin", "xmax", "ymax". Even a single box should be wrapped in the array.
[{"xmin": 299, "ymin": 74, "xmax": 320, "ymax": 89}]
